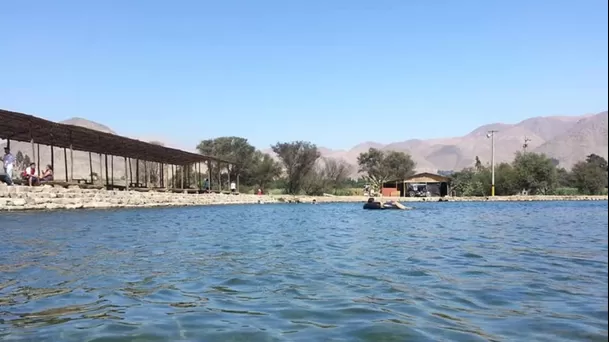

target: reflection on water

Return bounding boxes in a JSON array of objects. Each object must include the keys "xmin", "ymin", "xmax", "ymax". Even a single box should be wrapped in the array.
[{"xmin": 1, "ymin": 201, "xmax": 607, "ymax": 341}]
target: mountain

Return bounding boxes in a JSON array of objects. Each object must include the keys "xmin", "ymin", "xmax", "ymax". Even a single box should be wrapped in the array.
[{"xmin": 265, "ymin": 111, "xmax": 607, "ymax": 173}]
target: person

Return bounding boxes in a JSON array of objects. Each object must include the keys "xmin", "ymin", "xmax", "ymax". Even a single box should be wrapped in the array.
[
  {"xmin": 22, "ymin": 162, "xmax": 38, "ymax": 186},
  {"xmin": 41, "ymin": 164, "xmax": 54, "ymax": 182},
  {"xmin": 203, "ymin": 178, "xmax": 210, "ymax": 192},
  {"xmin": 2, "ymin": 147, "xmax": 15, "ymax": 185},
  {"xmin": 257, "ymin": 188, "xmax": 262, "ymax": 195},
  {"xmin": 230, "ymin": 181, "xmax": 236, "ymax": 193}
]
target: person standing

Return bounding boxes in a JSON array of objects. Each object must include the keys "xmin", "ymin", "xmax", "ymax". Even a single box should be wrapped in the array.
[
  {"xmin": 230, "ymin": 181, "xmax": 236, "ymax": 193},
  {"xmin": 3, "ymin": 147, "xmax": 15, "ymax": 185}
]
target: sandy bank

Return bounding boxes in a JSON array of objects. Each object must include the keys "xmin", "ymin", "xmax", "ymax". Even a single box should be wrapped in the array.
[{"xmin": 1, "ymin": 184, "xmax": 606, "ymax": 211}]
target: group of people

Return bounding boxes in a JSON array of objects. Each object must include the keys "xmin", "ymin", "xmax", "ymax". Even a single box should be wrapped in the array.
[{"xmin": 2, "ymin": 147, "xmax": 54, "ymax": 186}]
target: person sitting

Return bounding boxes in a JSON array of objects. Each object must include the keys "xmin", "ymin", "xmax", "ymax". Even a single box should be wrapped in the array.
[
  {"xmin": 21, "ymin": 162, "xmax": 38, "ymax": 186},
  {"xmin": 41, "ymin": 165, "xmax": 54, "ymax": 182}
]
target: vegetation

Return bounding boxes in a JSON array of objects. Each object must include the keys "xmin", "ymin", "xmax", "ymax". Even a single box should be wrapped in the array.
[
  {"xmin": 450, "ymin": 152, "xmax": 608, "ymax": 196},
  {"xmin": 356, "ymin": 148, "xmax": 416, "ymax": 190},
  {"xmin": 164, "ymin": 134, "xmax": 607, "ymax": 197}
]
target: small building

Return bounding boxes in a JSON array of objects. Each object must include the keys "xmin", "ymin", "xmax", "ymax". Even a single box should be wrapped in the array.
[{"xmin": 381, "ymin": 172, "xmax": 450, "ymax": 197}]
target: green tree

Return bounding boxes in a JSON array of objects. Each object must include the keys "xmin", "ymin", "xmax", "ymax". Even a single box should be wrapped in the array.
[
  {"xmin": 321, "ymin": 157, "xmax": 352, "ymax": 193},
  {"xmin": 196, "ymin": 136, "xmax": 257, "ymax": 187},
  {"xmin": 357, "ymin": 148, "xmax": 416, "ymax": 190},
  {"xmin": 450, "ymin": 167, "xmax": 487, "ymax": 196},
  {"xmin": 512, "ymin": 152, "xmax": 557, "ymax": 195},
  {"xmin": 250, "ymin": 151, "xmax": 282, "ymax": 190},
  {"xmin": 271, "ymin": 141, "xmax": 320, "ymax": 194},
  {"xmin": 571, "ymin": 154, "xmax": 608, "ymax": 195}
]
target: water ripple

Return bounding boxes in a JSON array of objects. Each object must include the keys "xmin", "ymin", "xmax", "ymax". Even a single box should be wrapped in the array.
[{"xmin": 1, "ymin": 201, "xmax": 607, "ymax": 341}]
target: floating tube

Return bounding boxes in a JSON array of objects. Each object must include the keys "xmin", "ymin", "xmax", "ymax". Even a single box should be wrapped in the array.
[{"xmin": 363, "ymin": 202, "xmax": 405, "ymax": 210}]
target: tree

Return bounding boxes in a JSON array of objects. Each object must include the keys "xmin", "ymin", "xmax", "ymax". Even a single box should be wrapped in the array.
[
  {"xmin": 450, "ymin": 167, "xmax": 487, "ymax": 196},
  {"xmin": 571, "ymin": 155, "xmax": 608, "ymax": 195},
  {"xmin": 15, "ymin": 151, "xmax": 24, "ymax": 169},
  {"xmin": 250, "ymin": 151, "xmax": 282, "ymax": 190},
  {"xmin": 512, "ymin": 152, "xmax": 557, "ymax": 195},
  {"xmin": 357, "ymin": 148, "xmax": 416, "ymax": 190},
  {"xmin": 585, "ymin": 154, "xmax": 608, "ymax": 171},
  {"xmin": 271, "ymin": 141, "xmax": 320, "ymax": 194},
  {"xmin": 23, "ymin": 154, "xmax": 31, "ymax": 170},
  {"xmin": 321, "ymin": 157, "xmax": 352, "ymax": 193},
  {"xmin": 197, "ymin": 136, "xmax": 257, "ymax": 187},
  {"xmin": 474, "ymin": 156, "xmax": 483, "ymax": 171}
]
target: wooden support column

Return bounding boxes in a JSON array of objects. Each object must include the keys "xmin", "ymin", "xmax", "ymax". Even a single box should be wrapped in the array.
[
  {"xmin": 237, "ymin": 174, "xmax": 240, "ymax": 193},
  {"xmin": 88, "ymin": 152, "xmax": 93, "ymax": 183},
  {"xmin": 124, "ymin": 157, "xmax": 129, "ymax": 190},
  {"xmin": 128, "ymin": 158, "xmax": 133, "ymax": 185},
  {"xmin": 50, "ymin": 145, "xmax": 54, "ymax": 175},
  {"xmin": 63, "ymin": 147, "xmax": 68, "ymax": 181},
  {"xmin": 227, "ymin": 164, "xmax": 231, "ymax": 190},
  {"xmin": 197, "ymin": 162, "xmax": 201, "ymax": 189},
  {"xmin": 171, "ymin": 164, "xmax": 175, "ymax": 188},
  {"xmin": 111, "ymin": 156, "xmax": 114, "ymax": 185},
  {"xmin": 218, "ymin": 162, "xmax": 222, "ymax": 191},
  {"xmin": 160, "ymin": 163, "xmax": 164, "ymax": 188},
  {"xmin": 135, "ymin": 159, "xmax": 140, "ymax": 186},
  {"xmin": 181, "ymin": 165, "xmax": 184, "ymax": 189},
  {"xmin": 37, "ymin": 144, "xmax": 40, "ymax": 177},
  {"xmin": 144, "ymin": 161, "xmax": 148, "ymax": 188},
  {"xmin": 208, "ymin": 162, "xmax": 212, "ymax": 190},
  {"xmin": 69, "ymin": 144, "xmax": 74, "ymax": 181},
  {"xmin": 186, "ymin": 164, "xmax": 190, "ymax": 188},
  {"xmin": 99, "ymin": 154, "xmax": 103, "ymax": 185},
  {"xmin": 104, "ymin": 154, "xmax": 109, "ymax": 187},
  {"xmin": 5, "ymin": 139, "xmax": 9, "ymax": 149}
]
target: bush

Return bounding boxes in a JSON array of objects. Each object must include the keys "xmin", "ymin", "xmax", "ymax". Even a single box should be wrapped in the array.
[{"xmin": 552, "ymin": 187, "xmax": 580, "ymax": 196}]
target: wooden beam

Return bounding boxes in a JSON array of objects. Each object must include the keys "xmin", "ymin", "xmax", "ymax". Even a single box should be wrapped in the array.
[
  {"xmin": 111, "ymin": 155, "xmax": 114, "ymax": 185},
  {"xmin": 88, "ymin": 152, "xmax": 93, "ymax": 183},
  {"xmin": 37, "ymin": 144, "xmax": 40, "ymax": 177},
  {"xmin": 135, "ymin": 159, "xmax": 140, "ymax": 186},
  {"xmin": 69, "ymin": 144, "xmax": 74, "ymax": 181},
  {"xmin": 124, "ymin": 157, "xmax": 129, "ymax": 190},
  {"xmin": 144, "ymin": 161, "xmax": 148, "ymax": 188},
  {"xmin": 63, "ymin": 147, "xmax": 68, "ymax": 182},
  {"xmin": 104, "ymin": 154, "xmax": 109, "ymax": 187},
  {"xmin": 181, "ymin": 165, "xmax": 184, "ymax": 189},
  {"xmin": 99, "ymin": 154, "xmax": 103, "ymax": 185},
  {"xmin": 50, "ymin": 145, "xmax": 54, "ymax": 175}
]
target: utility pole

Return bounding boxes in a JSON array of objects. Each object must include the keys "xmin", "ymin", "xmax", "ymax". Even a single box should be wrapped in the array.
[
  {"xmin": 523, "ymin": 137, "xmax": 531, "ymax": 153},
  {"xmin": 486, "ymin": 130, "xmax": 498, "ymax": 196}
]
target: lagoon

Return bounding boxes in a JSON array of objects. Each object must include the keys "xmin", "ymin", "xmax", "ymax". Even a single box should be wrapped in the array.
[{"xmin": 1, "ymin": 201, "xmax": 607, "ymax": 341}]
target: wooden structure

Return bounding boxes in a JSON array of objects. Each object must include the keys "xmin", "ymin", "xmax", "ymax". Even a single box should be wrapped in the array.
[
  {"xmin": 382, "ymin": 172, "xmax": 450, "ymax": 197},
  {"xmin": 0, "ymin": 109, "xmax": 236, "ymax": 192}
]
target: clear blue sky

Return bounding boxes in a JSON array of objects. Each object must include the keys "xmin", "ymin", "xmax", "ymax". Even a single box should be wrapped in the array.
[{"xmin": 1, "ymin": 0, "xmax": 607, "ymax": 151}]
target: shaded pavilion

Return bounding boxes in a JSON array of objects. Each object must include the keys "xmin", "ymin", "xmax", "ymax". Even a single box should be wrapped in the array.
[{"xmin": 0, "ymin": 109, "xmax": 237, "ymax": 192}]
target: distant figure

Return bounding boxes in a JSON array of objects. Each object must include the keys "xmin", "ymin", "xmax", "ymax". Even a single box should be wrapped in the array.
[
  {"xmin": 22, "ymin": 162, "xmax": 37, "ymax": 186},
  {"xmin": 203, "ymin": 178, "xmax": 210, "ymax": 191},
  {"xmin": 364, "ymin": 184, "xmax": 370, "ymax": 196},
  {"xmin": 230, "ymin": 181, "xmax": 236, "ymax": 193},
  {"xmin": 257, "ymin": 188, "xmax": 262, "ymax": 195},
  {"xmin": 312, "ymin": 198, "xmax": 317, "ymax": 204},
  {"xmin": 41, "ymin": 165, "xmax": 54, "ymax": 182},
  {"xmin": 2, "ymin": 147, "xmax": 14, "ymax": 185}
]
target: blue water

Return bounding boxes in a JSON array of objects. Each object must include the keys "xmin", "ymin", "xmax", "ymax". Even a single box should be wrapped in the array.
[{"xmin": 0, "ymin": 201, "xmax": 607, "ymax": 341}]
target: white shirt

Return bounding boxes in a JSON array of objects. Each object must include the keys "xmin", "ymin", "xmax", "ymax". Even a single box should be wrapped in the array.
[{"xmin": 230, "ymin": 182, "xmax": 236, "ymax": 190}]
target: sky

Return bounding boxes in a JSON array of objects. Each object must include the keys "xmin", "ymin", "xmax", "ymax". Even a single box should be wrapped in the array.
[{"xmin": 1, "ymin": 0, "xmax": 607, "ymax": 151}]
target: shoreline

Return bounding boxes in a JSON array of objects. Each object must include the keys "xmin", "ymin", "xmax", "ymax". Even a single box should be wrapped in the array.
[{"xmin": 1, "ymin": 184, "xmax": 607, "ymax": 212}]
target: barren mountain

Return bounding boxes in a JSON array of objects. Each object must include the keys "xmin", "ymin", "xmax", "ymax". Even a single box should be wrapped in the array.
[
  {"xmin": 290, "ymin": 111, "xmax": 607, "ymax": 173},
  {"xmin": 533, "ymin": 112, "xmax": 608, "ymax": 168}
]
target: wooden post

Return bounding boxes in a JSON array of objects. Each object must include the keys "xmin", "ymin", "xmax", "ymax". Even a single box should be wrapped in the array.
[
  {"xmin": 197, "ymin": 162, "xmax": 201, "ymax": 189},
  {"xmin": 124, "ymin": 157, "xmax": 129, "ymax": 190},
  {"xmin": 160, "ymin": 163, "xmax": 164, "ymax": 188},
  {"xmin": 181, "ymin": 165, "xmax": 184, "ymax": 189},
  {"xmin": 69, "ymin": 144, "xmax": 74, "ymax": 181},
  {"xmin": 104, "ymin": 154, "xmax": 109, "ymax": 187},
  {"xmin": 186, "ymin": 164, "xmax": 190, "ymax": 188},
  {"xmin": 5, "ymin": 139, "xmax": 9, "ymax": 149},
  {"xmin": 208, "ymin": 161, "xmax": 212, "ymax": 190},
  {"xmin": 218, "ymin": 162, "xmax": 222, "ymax": 191},
  {"xmin": 111, "ymin": 156, "xmax": 114, "ymax": 185},
  {"xmin": 88, "ymin": 152, "xmax": 93, "ymax": 183},
  {"xmin": 99, "ymin": 154, "xmax": 103, "ymax": 185},
  {"xmin": 128, "ymin": 158, "xmax": 133, "ymax": 186},
  {"xmin": 37, "ymin": 144, "xmax": 40, "ymax": 177},
  {"xmin": 30, "ymin": 138, "xmax": 34, "ymax": 167},
  {"xmin": 171, "ymin": 164, "xmax": 175, "ymax": 189},
  {"xmin": 63, "ymin": 147, "xmax": 68, "ymax": 181},
  {"xmin": 144, "ymin": 161, "xmax": 148, "ymax": 188},
  {"xmin": 237, "ymin": 174, "xmax": 240, "ymax": 193},
  {"xmin": 50, "ymin": 145, "xmax": 54, "ymax": 175},
  {"xmin": 135, "ymin": 159, "xmax": 140, "ymax": 186},
  {"xmin": 227, "ymin": 164, "xmax": 231, "ymax": 190}
]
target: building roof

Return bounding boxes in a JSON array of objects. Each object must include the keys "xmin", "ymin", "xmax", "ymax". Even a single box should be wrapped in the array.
[
  {"xmin": 0, "ymin": 109, "xmax": 233, "ymax": 165},
  {"xmin": 384, "ymin": 172, "xmax": 450, "ymax": 184}
]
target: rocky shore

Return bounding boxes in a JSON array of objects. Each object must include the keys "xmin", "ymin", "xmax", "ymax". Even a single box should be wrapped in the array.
[{"xmin": 0, "ymin": 184, "xmax": 606, "ymax": 211}]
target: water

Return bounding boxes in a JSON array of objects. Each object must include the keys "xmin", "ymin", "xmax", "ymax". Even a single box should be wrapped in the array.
[{"xmin": 0, "ymin": 201, "xmax": 607, "ymax": 342}]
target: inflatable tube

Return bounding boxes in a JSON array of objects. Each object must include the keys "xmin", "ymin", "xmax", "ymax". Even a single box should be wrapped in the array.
[{"xmin": 363, "ymin": 202, "xmax": 404, "ymax": 210}]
